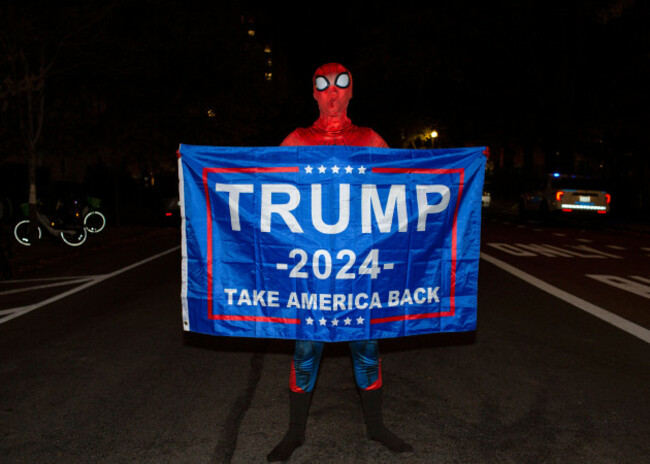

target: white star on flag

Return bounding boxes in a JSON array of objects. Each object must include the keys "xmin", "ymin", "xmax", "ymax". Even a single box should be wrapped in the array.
[
  {"xmin": 345, "ymin": 165, "xmax": 354, "ymax": 173},
  {"xmin": 356, "ymin": 316, "xmax": 365, "ymax": 325},
  {"xmin": 332, "ymin": 319, "xmax": 339, "ymax": 326},
  {"xmin": 344, "ymin": 317, "xmax": 352, "ymax": 325},
  {"xmin": 318, "ymin": 165, "xmax": 327, "ymax": 173},
  {"xmin": 319, "ymin": 317, "xmax": 327, "ymax": 326},
  {"xmin": 306, "ymin": 317, "xmax": 314, "ymax": 325},
  {"xmin": 358, "ymin": 166, "xmax": 367, "ymax": 174},
  {"xmin": 304, "ymin": 165, "xmax": 313, "ymax": 173},
  {"xmin": 331, "ymin": 165, "xmax": 340, "ymax": 173}
]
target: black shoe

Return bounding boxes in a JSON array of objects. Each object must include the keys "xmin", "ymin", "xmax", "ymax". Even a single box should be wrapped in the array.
[
  {"xmin": 368, "ymin": 424, "xmax": 414, "ymax": 455},
  {"xmin": 360, "ymin": 388, "xmax": 414, "ymax": 455},
  {"xmin": 267, "ymin": 391, "xmax": 312, "ymax": 462},
  {"xmin": 267, "ymin": 432, "xmax": 304, "ymax": 463}
]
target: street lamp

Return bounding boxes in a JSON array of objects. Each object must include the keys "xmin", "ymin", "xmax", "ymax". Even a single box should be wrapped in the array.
[{"xmin": 430, "ymin": 130, "xmax": 438, "ymax": 148}]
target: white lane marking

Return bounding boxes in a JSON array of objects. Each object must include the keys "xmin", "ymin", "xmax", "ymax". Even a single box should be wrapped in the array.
[
  {"xmin": 576, "ymin": 238, "xmax": 593, "ymax": 243},
  {"xmin": 605, "ymin": 245, "xmax": 626, "ymax": 250},
  {"xmin": 570, "ymin": 245, "xmax": 622, "ymax": 259},
  {"xmin": 0, "ymin": 277, "xmax": 95, "ymax": 297},
  {"xmin": 486, "ymin": 243, "xmax": 621, "ymax": 259},
  {"xmin": 0, "ymin": 276, "xmax": 102, "ymax": 283},
  {"xmin": 0, "ymin": 246, "xmax": 180, "ymax": 325},
  {"xmin": 630, "ymin": 276, "xmax": 650, "ymax": 285},
  {"xmin": 487, "ymin": 243, "xmax": 536, "ymax": 256},
  {"xmin": 585, "ymin": 275, "xmax": 650, "ymax": 299},
  {"xmin": 480, "ymin": 252, "xmax": 650, "ymax": 344},
  {"xmin": 515, "ymin": 243, "xmax": 576, "ymax": 258}
]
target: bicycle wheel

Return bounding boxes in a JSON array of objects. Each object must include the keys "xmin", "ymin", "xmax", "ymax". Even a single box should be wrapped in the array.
[
  {"xmin": 13, "ymin": 220, "xmax": 42, "ymax": 246},
  {"xmin": 83, "ymin": 210, "xmax": 106, "ymax": 233},
  {"xmin": 60, "ymin": 228, "xmax": 87, "ymax": 247}
]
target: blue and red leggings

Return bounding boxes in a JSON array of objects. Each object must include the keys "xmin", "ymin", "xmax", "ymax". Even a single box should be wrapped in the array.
[{"xmin": 290, "ymin": 340, "xmax": 382, "ymax": 392}]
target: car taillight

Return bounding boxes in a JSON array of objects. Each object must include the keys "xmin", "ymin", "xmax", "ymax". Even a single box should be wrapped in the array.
[
  {"xmin": 556, "ymin": 191, "xmax": 564, "ymax": 201},
  {"xmin": 605, "ymin": 194, "xmax": 611, "ymax": 204}
]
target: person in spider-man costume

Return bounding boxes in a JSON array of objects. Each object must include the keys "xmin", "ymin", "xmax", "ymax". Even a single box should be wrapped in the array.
[
  {"xmin": 267, "ymin": 63, "xmax": 413, "ymax": 463},
  {"xmin": 280, "ymin": 63, "xmax": 388, "ymax": 148}
]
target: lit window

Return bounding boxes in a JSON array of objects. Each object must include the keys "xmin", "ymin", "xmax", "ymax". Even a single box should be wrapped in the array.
[
  {"xmin": 248, "ymin": 29, "xmax": 255, "ymax": 37},
  {"xmin": 265, "ymin": 72, "xmax": 272, "ymax": 81}
]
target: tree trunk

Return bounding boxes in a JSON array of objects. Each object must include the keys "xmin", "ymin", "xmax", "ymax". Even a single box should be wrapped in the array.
[{"xmin": 28, "ymin": 146, "xmax": 39, "ymax": 244}]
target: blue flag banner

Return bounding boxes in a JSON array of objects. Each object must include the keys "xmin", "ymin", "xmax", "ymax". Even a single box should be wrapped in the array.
[{"xmin": 178, "ymin": 144, "xmax": 486, "ymax": 342}]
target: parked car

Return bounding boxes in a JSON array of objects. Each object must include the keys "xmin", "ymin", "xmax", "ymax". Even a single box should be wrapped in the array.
[
  {"xmin": 519, "ymin": 173, "xmax": 611, "ymax": 220},
  {"xmin": 161, "ymin": 196, "xmax": 180, "ymax": 226},
  {"xmin": 482, "ymin": 190, "xmax": 491, "ymax": 209}
]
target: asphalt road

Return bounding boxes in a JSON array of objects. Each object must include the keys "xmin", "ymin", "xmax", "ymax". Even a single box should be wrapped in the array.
[{"xmin": 1, "ymin": 219, "xmax": 649, "ymax": 463}]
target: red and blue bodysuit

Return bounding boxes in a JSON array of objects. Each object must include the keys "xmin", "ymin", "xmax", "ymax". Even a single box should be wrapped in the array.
[
  {"xmin": 268, "ymin": 63, "xmax": 412, "ymax": 463},
  {"xmin": 280, "ymin": 63, "xmax": 387, "ymax": 393}
]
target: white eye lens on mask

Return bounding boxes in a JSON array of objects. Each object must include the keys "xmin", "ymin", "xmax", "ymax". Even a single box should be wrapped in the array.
[
  {"xmin": 315, "ymin": 76, "xmax": 329, "ymax": 91},
  {"xmin": 335, "ymin": 73, "xmax": 350, "ymax": 88}
]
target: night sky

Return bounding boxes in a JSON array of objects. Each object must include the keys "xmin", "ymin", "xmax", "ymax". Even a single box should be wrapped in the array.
[
  {"xmin": 256, "ymin": 1, "xmax": 648, "ymax": 150},
  {"xmin": 1, "ymin": 0, "xmax": 648, "ymax": 190}
]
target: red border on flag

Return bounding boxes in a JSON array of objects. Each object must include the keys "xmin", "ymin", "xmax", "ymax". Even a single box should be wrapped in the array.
[
  {"xmin": 201, "ymin": 165, "xmax": 464, "ymax": 326},
  {"xmin": 369, "ymin": 167, "xmax": 464, "ymax": 323},
  {"xmin": 203, "ymin": 166, "xmax": 300, "ymax": 323}
]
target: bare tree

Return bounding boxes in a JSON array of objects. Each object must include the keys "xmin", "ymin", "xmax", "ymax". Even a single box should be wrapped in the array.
[{"xmin": 0, "ymin": 2, "xmax": 113, "ymax": 236}]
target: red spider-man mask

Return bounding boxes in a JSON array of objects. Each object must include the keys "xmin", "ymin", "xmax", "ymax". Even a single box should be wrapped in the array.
[{"xmin": 313, "ymin": 63, "xmax": 353, "ymax": 118}]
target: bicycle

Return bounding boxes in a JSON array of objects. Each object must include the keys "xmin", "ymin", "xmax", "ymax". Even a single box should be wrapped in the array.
[
  {"xmin": 13, "ymin": 200, "xmax": 88, "ymax": 247},
  {"xmin": 81, "ymin": 196, "xmax": 106, "ymax": 234}
]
